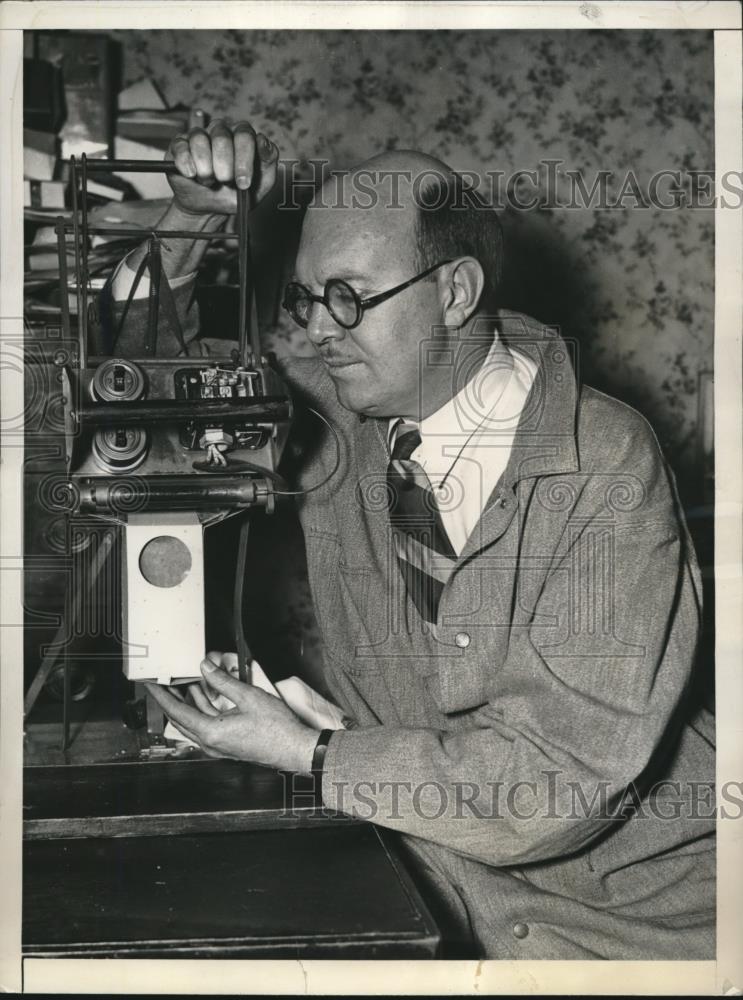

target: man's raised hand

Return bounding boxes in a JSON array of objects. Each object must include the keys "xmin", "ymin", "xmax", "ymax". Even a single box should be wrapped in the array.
[{"xmin": 166, "ymin": 118, "xmax": 280, "ymax": 217}]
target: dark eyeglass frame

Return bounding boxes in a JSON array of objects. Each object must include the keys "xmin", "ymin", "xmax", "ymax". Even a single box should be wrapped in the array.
[{"xmin": 282, "ymin": 259, "xmax": 453, "ymax": 330}]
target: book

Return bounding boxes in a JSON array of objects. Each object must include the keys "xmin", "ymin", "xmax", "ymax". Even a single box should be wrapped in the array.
[
  {"xmin": 24, "ymin": 179, "xmax": 66, "ymax": 210},
  {"xmin": 23, "ymin": 128, "xmax": 57, "ymax": 181},
  {"xmin": 86, "ymin": 176, "xmax": 129, "ymax": 202},
  {"xmin": 24, "ymin": 206, "xmax": 73, "ymax": 223},
  {"xmin": 27, "ymin": 250, "xmax": 76, "ymax": 272},
  {"xmin": 26, "ymin": 245, "xmax": 122, "ymax": 278},
  {"xmin": 30, "ymin": 226, "xmax": 74, "ymax": 247}
]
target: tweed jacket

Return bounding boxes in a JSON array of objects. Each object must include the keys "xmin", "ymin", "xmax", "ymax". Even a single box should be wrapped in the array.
[{"xmin": 103, "ymin": 280, "xmax": 716, "ymax": 960}]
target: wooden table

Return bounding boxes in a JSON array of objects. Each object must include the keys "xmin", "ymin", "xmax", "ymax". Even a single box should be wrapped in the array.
[{"xmin": 23, "ymin": 759, "xmax": 440, "ymax": 958}]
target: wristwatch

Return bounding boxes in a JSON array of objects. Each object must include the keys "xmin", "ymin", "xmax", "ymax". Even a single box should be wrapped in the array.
[{"xmin": 311, "ymin": 729, "xmax": 333, "ymax": 799}]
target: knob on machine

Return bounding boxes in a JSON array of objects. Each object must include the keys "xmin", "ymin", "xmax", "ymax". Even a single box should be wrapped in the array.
[
  {"xmin": 91, "ymin": 358, "xmax": 146, "ymax": 402},
  {"xmin": 91, "ymin": 359, "xmax": 149, "ymax": 472},
  {"xmin": 92, "ymin": 426, "xmax": 149, "ymax": 473}
]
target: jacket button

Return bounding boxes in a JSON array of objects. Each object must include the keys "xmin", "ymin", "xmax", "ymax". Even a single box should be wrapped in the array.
[
  {"xmin": 513, "ymin": 922, "xmax": 529, "ymax": 939},
  {"xmin": 454, "ymin": 631, "xmax": 471, "ymax": 649}
]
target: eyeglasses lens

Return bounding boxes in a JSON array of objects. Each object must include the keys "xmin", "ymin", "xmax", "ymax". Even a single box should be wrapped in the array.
[
  {"xmin": 283, "ymin": 284, "xmax": 310, "ymax": 327},
  {"xmin": 326, "ymin": 280, "xmax": 360, "ymax": 328},
  {"xmin": 283, "ymin": 280, "xmax": 362, "ymax": 329}
]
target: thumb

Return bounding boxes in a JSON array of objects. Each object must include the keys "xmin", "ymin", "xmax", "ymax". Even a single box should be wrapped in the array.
[
  {"xmin": 203, "ymin": 650, "xmax": 237, "ymax": 675},
  {"xmin": 201, "ymin": 658, "xmax": 248, "ymax": 707}
]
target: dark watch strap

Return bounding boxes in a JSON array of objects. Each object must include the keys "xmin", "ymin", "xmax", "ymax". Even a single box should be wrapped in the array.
[{"xmin": 311, "ymin": 729, "xmax": 333, "ymax": 800}]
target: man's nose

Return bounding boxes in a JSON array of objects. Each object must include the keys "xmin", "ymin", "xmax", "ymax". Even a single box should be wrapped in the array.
[{"xmin": 304, "ymin": 301, "xmax": 346, "ymax": 346}]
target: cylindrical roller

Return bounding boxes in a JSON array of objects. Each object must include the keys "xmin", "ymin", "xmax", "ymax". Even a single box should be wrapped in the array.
[
  {"xmin": 74, "ymin": 396, "xmax": 291, "ymax": 428},
  {"xmin": 76, "ymin": 475, "xmax": 270, "ymax": 513}
]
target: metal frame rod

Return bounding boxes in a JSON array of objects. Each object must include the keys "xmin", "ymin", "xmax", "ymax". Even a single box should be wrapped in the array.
[
  {"xmin": 55, "ymin": 216, "xmax": 72, "ymax": 343},
  {"xmin": 62, "ymin": 657, "xmax": 71, "ymax": 751},
  {"xmin": 237, "ymin": 187, "xmax": 250, "ymax": 366},
  {"xmin": 80, "ymin": 154, "xmax": 89, "ymax": 356},
  {"xmin": 61, "ymin": 226, "xmax": 242, "ymax": 240},
  {"xmin": 82, "ymin": 159, "xmax": 182, "ymax": 173},
  {"xmin": 145, "ymin": 236, "xmax": 161, "ymax": 356},
  {"xmin": 250, "ymin": 281, "xmax": 261, "ymax": 362},
  {"xmin": 69, "ymin": 158, "xmax": 86, "ymax": 368}
]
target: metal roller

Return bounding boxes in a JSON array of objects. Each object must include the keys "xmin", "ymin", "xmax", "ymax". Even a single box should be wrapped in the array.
[
  {"xmin": 76, "ymin": 475, "xmax": 274, "ymax": 513},
  {"xmin": 72, "ymin": 396, "xmax": 292, "ymax": 429}
]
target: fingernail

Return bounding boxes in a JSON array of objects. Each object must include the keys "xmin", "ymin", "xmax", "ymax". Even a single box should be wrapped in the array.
[
  {"xmin": 202, "ymin": 660, "xmax": 217, "ymax": 672},
  {"xmin": 236, "ymin": 174, "xmax": 250, "ymax": 190}
]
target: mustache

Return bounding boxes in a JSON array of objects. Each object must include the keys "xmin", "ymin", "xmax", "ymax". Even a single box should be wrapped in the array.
[{"xmin": 318, "ymin": 349, "xmax": 362, "ymax": 364}]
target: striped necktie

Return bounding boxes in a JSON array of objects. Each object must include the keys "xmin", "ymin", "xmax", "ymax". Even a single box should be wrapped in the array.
[{"xmin": 387, "ymin": 421, "xmax": 456, "ymax": 624}]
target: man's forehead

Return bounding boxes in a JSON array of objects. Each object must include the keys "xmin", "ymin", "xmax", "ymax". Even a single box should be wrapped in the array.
[
  {"xmin": 299, "ymin": 201, "xmax": 416, "ymax": 274},
  {"xmin": 304, "ymin": 197, "xmax": 413, "ymax": 233}
]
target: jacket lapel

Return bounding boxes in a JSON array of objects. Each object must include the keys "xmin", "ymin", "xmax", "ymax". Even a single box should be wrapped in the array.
[{"xmin": 457, "ymin": 322, "xmax": 580, "ymax": 564}]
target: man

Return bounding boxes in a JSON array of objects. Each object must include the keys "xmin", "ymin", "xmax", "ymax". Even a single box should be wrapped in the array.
[{"xmin": 110, "ymin": 120, "xmax": 715, "ymax": 959}]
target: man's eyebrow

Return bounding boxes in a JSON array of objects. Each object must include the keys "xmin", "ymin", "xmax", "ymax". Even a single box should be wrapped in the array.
[
  {"xmin": 338, "ymin": 271, "xmax": 373, "ymax": 284},
  {"xmin": 290, "ymin": 270, "xmax": 373, "ymax": 287}
]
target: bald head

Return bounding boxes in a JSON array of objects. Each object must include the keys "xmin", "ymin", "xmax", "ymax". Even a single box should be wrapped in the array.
[
  {"xmin": 309, "ymin": 149, "xmax": 460, "ymax": 231},
  {"xmin": 334, "ymin": 149, "xmax": 459, "ymax": 209},
  {"xmin": 302, "ymin": 148, "xmax": 503, "ymax": 312}
]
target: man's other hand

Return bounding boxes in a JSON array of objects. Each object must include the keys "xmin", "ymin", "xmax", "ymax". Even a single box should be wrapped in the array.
[
  {"xmin": 145, "ymin": 651, "xmax": 319, "ymax": 775},
  {"xmin": 166, "ymin": 118, "xmax": 280, "ymax": 217}
]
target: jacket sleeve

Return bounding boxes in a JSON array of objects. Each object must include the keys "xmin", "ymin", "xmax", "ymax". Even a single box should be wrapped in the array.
[
  {"xmin": 319, "ymin": 442, "xmax": 703, "ymax": 867},
  {"xmin": 95, "ymin": 259, "xmax": 201, "ymax": 357}
]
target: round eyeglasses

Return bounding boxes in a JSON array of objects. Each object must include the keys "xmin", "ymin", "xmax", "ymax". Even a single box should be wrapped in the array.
[{"xmin": 282, "ymin": 260, "xmax": 452, "ymax": 330}]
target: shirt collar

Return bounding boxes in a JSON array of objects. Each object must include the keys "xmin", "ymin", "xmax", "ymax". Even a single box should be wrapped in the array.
[
  {"xmin": 382, "ymin": 314, "xmax": 581, "ymax": 484},
  {"xmin": 495, "ymin": 313, "xmax": 580, "ymax": 485},
  {"xmin": 388, "ymin": 334, "xmax": 528, "ymax": 449}
]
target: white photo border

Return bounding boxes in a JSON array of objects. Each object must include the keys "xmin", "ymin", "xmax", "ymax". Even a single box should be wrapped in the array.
[{"xmin": 1, "ymin": 2, "xmax": 741, "ymax": 995}]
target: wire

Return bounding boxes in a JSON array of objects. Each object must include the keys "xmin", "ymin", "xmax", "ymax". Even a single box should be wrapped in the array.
[
  {"xmin": 191, "ymin": 457, "xmax": 286, "ymax": 485},
  {"xmin": 270, "ymin": 406, "xmax": 341, "ymax": 497},
  {"xmin": 201, "ymin": 507, "xmax": 243, "ymax": 529},
  {"xmin": 77, "ymin": 511, "xmax": 127, "ymax": 528},
  {"xmin": 233, "ymin": 514, "xmax": 251, "ymax": 685}
]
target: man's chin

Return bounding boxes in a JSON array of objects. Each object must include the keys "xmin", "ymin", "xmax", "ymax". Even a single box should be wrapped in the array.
[{"xmin": 329, "ymin": 375, "xmax": 386, "ymax": 418}]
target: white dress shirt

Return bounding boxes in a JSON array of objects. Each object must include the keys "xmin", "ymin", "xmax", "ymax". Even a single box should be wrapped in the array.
[
  {"xmin": 110, "ymin": 253, "xmax": 195, "ymax": 300},
  {"xmin": 389, "ymin": 338, "xmax": 537, "ymax": 555}
]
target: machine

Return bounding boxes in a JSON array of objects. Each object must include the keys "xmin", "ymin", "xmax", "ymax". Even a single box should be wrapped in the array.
[{"xmin": 23, "ymin": 156, "xmax": 296, "ymax": 746}]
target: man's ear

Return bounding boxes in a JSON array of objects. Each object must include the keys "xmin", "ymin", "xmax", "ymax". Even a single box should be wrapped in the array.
[{"xmin": 439, "ymin": 257, "xmax": 485, "ymax": 327}]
